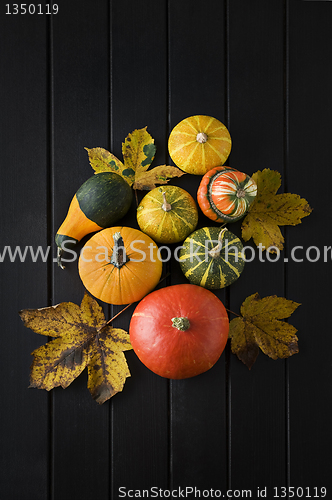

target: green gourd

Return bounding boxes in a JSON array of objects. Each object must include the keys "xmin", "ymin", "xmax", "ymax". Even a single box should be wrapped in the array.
[
  {"xmin": 55, "ymin": 172, "xmax": 132, "ymax": 268},
  {"xmin": 179, "ymin": 226, "xmax": 245, "ymax": 289}
]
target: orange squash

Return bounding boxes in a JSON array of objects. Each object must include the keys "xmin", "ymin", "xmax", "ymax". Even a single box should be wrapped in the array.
[
  {"xmin": 168, "ymin": 115, "xmax": 231, "ymax": 175},
  {"xmin": 129, "ymin": 284, "xmax": 229, "ymax": 379},
  {"xmin": 78, "ymin": 226, "xmax": 162, "ymax": 305}
]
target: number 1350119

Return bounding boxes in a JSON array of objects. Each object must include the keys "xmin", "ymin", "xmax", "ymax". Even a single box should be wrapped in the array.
[{"xmin": 6, "ymin": 4, "xmax": 58, "ymax": 14}]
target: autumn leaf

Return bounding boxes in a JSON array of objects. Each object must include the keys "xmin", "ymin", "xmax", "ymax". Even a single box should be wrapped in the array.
[
  {"xmin": 85, "ymin": 146, "xmax": 126, "ymax": 177},
  {"xmin": 122, "ymin": 127, "xmax": 157, "ymax": 187},
  {"xmin": 85, "ymin": 127, "xmax": 184, "ymax": 190},
  {"xmin": 133, "ymin": 165, "xmax": 186, "ymax": 190},
  {"xmin": 241, "ymin": 169, "xmax": 312, "ymax": 252},
  {"xmin": 228, "ymin": 293, "xmax": 300, "ymax": 369},
  {"xmin": 19, "ymin": 293, "xmax": 132, "ymax": 404}
]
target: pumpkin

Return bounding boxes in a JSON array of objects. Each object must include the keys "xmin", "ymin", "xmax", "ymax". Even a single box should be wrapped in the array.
[
  {"xmin": 179, "ymin": 226, "xmax": 245, "ymax": 289},
  {"xmin": 129, "ymin": 284, "xmax": 229, "ymax": 379},
  {"xmin": 168, "ymin": 115, "xmax": 232, "ymax": 175},
  {"xmin": 136, "ymin": 185, "xmax": 198, "ymax": 244},
  {"xmin": 55, "ymin": 172, "xmax": 133, "ymax": 268},
  {"xmin": 197, "ymin": 166, "xmax": 257, "ymax": 223},
  {"xmin": 78, "ymin": 226, "xmax": 162, "ymax": 305}
]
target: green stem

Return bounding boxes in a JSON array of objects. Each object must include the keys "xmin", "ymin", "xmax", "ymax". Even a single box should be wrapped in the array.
[{"xmin": 172, "ymin": 317, "xmax": 190, "ymax": 331}]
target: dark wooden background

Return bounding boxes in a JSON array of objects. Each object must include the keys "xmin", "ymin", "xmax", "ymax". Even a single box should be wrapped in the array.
[{"xmin": 1, "ymin": 1, "xmax": 332, "ymax": 499}]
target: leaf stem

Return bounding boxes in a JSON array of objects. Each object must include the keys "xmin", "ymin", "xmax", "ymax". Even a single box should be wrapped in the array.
[
  {"xmin": 97, "ymin": 273, "xmax": 171, "ymax": 332},
  {"xmin": 98, "ymin": 303, "xmax": 133, "ymax": 331},
  {"xmin": 225, "ymin": 307, "xmax": 241, "ymax": 317}
]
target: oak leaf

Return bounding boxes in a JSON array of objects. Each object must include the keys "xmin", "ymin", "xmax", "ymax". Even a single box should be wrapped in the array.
[
  {"xmin": 228, "ymin": 293, "xmax": 300, "ymax": 369},
  {"xmin": 85, "ymin": 127, "xmax": 184, "ymax": 190},
  {"xmin": 241, "ymin": 169, "xmax": 312, "ymax": 252},
  {"xmin": 19, "ymin": 293, "xmax": 132, "ymax": 404}
]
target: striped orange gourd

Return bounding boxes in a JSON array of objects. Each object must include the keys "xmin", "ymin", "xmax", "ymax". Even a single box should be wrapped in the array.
[
  {"xmin": 168, "ymin": 115, "xmax": 232, "ymax": 175},
  {"xmin": 197, "ymin": 166, "xmax": 257, "ymax": 223}
]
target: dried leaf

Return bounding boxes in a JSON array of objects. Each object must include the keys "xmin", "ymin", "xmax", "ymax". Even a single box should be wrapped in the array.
[
  {"xmin": 86, "ymin": 127, "xmax": 185, "ymax": 190},
  {"xmin": 19, "ymin": 293, "xmax": 132, "ymax": 404},
  {"xmin": 84, "ymin": 147, "xmax": 125, "ymax": 176},
  {"xmin": 133, "ymin": 164, "xmax": 185, "ymax": 190},
  {"xmin": 241, "ymin": 169, "xmax": 312, "ymax": 251},
  {"xmin": 122, "ymin": 127, "xmax": 156, "ymax": 185},
  {"xmin": 229, "ymin": 293, "xmax": 300, "ymax": 369}
]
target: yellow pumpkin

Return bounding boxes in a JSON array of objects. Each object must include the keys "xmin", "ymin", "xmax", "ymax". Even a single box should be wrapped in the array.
[
  {"xmin": 78, "ymin": 226, "xmax": 162, "ymax": 305},
  {"xmin": 136, "ymin": 185, "xmax": 198, "ymax": 244},
  {"xmin": 168, "ymin": 115, "xmax": 232, "ymax": 175}
]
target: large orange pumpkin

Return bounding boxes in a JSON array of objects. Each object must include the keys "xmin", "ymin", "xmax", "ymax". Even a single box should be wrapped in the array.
[
  {"xmin": 78, "ymin": 226, "xmax": 162, "ymax": 305},
  {"xmin": 168, "ymin": 115, "xmax": 232, "ymax": 175},
  {"xmin": 129, "ymin": 284, "xmax": 229, "ymax": 379}
]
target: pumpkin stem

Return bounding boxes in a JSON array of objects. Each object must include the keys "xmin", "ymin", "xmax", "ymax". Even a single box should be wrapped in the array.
[
  {"xmin": 110, "ymin": 232, "xmax": 128, "ymax": 268},
  {"xmin": 208, "ymin": 228, "xmax": 227, "ymax": 258},
  {"xmin": 196, "ymin": 132, "xmax": 208, "ymax": 143},
  {"xmin": 172, "ymin": 317, "xmax": 191, "ymax": 331},
  {"xmin": 236, "ymin": 188, "xmax": 246, "ymax": 198},
  {"xmin": 161, "ymin": 191, "xmax": 172, "ymax": 212}
]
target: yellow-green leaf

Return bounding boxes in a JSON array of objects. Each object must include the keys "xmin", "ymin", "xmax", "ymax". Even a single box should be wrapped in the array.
[
  {"xmin": 122, "ymin": 127, "xmax": 156, "ymax": 186},
  {"xmin": 241, "ymin": 169, "xmax": 312, "ymax": 251},
  {"xmin": 229, "ymin": 293, "xmax": 300, "ymax": 369},
  {"xmin": 87, "ymin": 327, "xmax": 132, "ymax": 404},
  {"xmin": 86, "ymin": 128, "xmax": 186, "ymax": 190},
  {"xmin": 133, "ymin": 164, "xmax": 185, "ymax": 190},
  {"xmin": 19, "ymin": 293, "xmax": 132, "ymax": 404},
  {"xmin": 85, "ymin": 147, "xmax": 125, "ymax": 176}
]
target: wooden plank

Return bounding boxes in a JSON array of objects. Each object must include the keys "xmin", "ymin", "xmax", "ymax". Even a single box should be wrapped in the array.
[
  {"xmin": 287, "ymin": 0, "xmax": 332, "ymax": 492},
  {"xmin": 168, "ymin": 0, "xmax": 229, "ymax": 490},
  {"xmin": 228, "ymin": 0, "xmax": 287, "ymax": 494},
  {"xmin": 51, "ymin": 2, "xmax": 111, "ymax": 499},
  {"xmin": 0, "ymin": 11, "xmax": 49, "ymax": 500},
  {"xmin": 110, "ymin": 0, "xmax": 170, "ymax": 494}
]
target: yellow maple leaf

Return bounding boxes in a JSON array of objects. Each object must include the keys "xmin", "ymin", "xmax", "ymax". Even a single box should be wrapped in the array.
[
  {"xmin": 241, "ymin": 169, "xmax": 312, "ymax": 251},
  {"xmin": 85, "ymin": 127, "xmax": 184, "ymax": 190},
  {"xmin": 228, "ymin": 293, "xmax": 300, "ymax": 369},
  {"xmin": 19, "ymin": 293, "xmax": 132, "ymax": 404},
  {"xmin": 84, "ymin": 147, "xmax": 126, "ymax": 177}
]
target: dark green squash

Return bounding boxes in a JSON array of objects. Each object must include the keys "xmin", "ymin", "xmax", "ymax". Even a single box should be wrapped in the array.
[
  {"xmin": 55, "ymin": 172, "xmax": 132, "ymax": 268},
  {"xmin": 179, "ymin": 226, "xmax": 245, "ymax": 289}
]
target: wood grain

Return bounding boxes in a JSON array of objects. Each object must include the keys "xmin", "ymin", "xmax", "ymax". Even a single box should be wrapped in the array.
[{"xmin": 1, "ymin": 1, "xmax": 331, "ymax": 498}]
